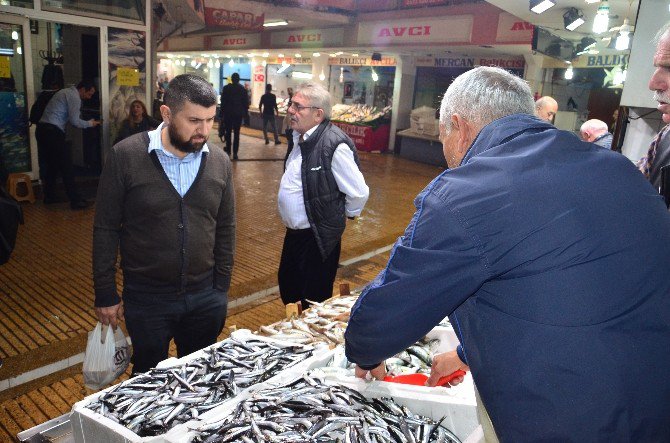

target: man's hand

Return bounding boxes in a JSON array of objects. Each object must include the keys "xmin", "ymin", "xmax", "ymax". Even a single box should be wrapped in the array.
[
  {"xmin": 426, "ymin": 350, "xmax": 470, "ymax": 387},
  {"xmin": 90, "ymin": 119, "xmax": 101, "ymax": 127},
  {"xmin": 355, "ymin": 362, "xmax": 387, "ymax": 381},
  {"xmin": 95, "ymin": 303, "xmax": 123, "ymax": 329}
]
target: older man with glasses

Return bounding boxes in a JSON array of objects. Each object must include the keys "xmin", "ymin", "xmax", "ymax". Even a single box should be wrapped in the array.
[{"xmin": 277, "ymin": 82, "xmax": 369, "ymax": 309}]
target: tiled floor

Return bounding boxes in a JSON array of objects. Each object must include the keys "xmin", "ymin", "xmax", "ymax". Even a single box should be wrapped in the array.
[{"xmin": 0, "ymin": 127, "xmax": 444, "ymax": 440}]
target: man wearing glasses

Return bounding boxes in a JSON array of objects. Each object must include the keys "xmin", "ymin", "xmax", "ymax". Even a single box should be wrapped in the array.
[{"xmin": 277, "ymin": 82, "xmax": 369, "ymax": 309}]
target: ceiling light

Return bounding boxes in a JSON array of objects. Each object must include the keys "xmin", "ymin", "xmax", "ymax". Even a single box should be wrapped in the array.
[
  {"xmin": 329, "ymin": 53, "xmax": 336, "ymax": 57},
  {"xmin": 565, "ymin": 66, "xmax": 574, "ymax": 80},
  {"xmin": 263, "ymin": 20, "xmax": 288, "ymax": 27},
  {"xmin": 229, "ymin": 59, "xmax": 234, "ymax": 67},
  {"xmin": 530, "ymin": 0, "xmax": 555, "ymax": 14},
  {"xmin": 292, "ymin": 71, "xmax": 313, "ymax": 80},
  {"xmin": 11, "ymin": 31, "xmax": 19, "ymax": 40},
  {"xmin": 319, "ymin": 69, "xmax": 325, "ymax": 81},
  {"xmin": 563, "ymin": 8, "xmax": 585, "ymax": 31},
  {"xmin": 615, "ymin": 19, "xmax": 632, "ymax": 50},
  {"xmin": 352, "ymin": 53, "xmax": 359, "ymax": 57},
  {"xmin": 371, "ymin": 69, "xmax": 379, "ymax": 82},
  {"xmin": 190, "ymin": 60, "xmax": 197, "ymax": 67},
  {"xmin": 312, "ymin": 52, "xmax": 321, "ymax": 57},
  {"xmin": 215, "ymin": 60, "xmax": 221, "ymax": 68},
  {"xmin": 262, "ymin": 52, "xmax": 269, "ymax": 58},
  {"xmin": 335, "ymin": 51, "xmax": 343, "ymax": 56},
  {"xmin": 593, "ymin": 1, "xmax": 609, "ymax": 33},
  {"xmin": 585, "ymin": 0, "xmax": 600, "ymax": 3},
  {"xmin": 278, "ymin": 53, "xmax": 284, "ymax": 58},
  {"xmin": 295, "ymin": 53, "xmax": 302, "ymax": 58}
]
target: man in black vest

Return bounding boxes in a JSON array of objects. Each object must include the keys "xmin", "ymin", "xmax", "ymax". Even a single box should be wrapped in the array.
[{"xmin": 277, "ymin": 82, "xmax": 369, "ymax": 309}]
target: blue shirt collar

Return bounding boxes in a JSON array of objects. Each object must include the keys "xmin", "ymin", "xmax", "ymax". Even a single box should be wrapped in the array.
[{"xmin": 147, "ymin": 122, "xmax": 209, "ymax": 159}]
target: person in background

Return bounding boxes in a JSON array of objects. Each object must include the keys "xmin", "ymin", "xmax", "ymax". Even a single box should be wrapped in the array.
[
  {"xmin": 93, "ymin": 74, "xmax": 235, "ymax": 375},
  {"xmin": 639, "ymin": 21, "xmax": 670, "ymax": 192},
  {"xmin": 345, "ymin": 66, "xmax": 670, "ymax": 441},
  {"xmin": 114, "ymin": 100, "xmax": 160, "ymax": 145},
  {"xmin": 278, "ymin": 82, "xmax": 369, "ymax": 309},
  {"xmin": 534, "ymin": 95, "xmax": 558, "ymax": 123},
  {"xmin": 219, "ymin": 73, "xmax": 249, "ymax": 160},
  {"xmin": 283, "ymin": 88, "xmax": 295, "ymax": 166},
  {"xmin": 259, "ymin": 84, "xmax": 281, "ymax": 145},
  {"xmin": 36, "ymin": 79, "xmax": 100, "ymax": 210},
  {"xmin": 579, "ymin": 119, "xmax": 613, "ymax": 149}
]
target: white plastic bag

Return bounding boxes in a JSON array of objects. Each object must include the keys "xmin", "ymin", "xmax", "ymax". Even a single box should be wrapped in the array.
[{"xmin": 82, "ymin": 322, "xmax": 130, "ymax": 390}]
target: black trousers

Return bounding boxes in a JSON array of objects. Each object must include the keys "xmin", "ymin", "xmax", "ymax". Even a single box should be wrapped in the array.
[
  {"xmin": 123, "ymin": 287, "xmax": 228, "ymax": 374},
  {"xmin": 35, "ymin": 123, "xmax": 81, "ymax": 202},
  {"xmin": 223, "ymin": 115, "xmax": 243, "ymax": 157},
  {"xmin": 278, "ymin": 228, "xmax": 341, "ymax": 308}
]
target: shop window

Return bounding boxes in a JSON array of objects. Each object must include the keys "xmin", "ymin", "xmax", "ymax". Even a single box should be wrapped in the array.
[{"xmin": 41, "ymin": 0, "xmax": 144, "ymax": 22}]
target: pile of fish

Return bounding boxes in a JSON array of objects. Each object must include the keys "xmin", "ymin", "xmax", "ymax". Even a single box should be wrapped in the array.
[
  {"xmin": 328, "ymin": 335, "xmax": 440, "ymax": 377},
  {"xmin": 191, "ymin": 375, "xmax": 461, "ymax": 443},
  {"xmin": 256, "ymin": 296, "xmax": 358, "ymax": 346},
  {"xmin": 331, "ymin": 104, "xmax": 392, "ymax": 124},
  {"xmin": 86, "ymin": 337, "xmax": 315, "ymax": 437}
]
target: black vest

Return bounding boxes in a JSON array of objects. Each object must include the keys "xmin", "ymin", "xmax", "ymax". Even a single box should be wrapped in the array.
[{"xmin": 300, "ymin": 120, "xmax": 360, "ymax": 260}]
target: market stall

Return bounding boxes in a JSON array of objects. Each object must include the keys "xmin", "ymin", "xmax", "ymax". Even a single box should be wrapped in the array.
[
  {"xmin": 396, "ymin": 105, "xmax": 447, "ymax": 167},
  {"xmin": 331, "ymin": 104, "xmax": 392, "ymax": 152}
]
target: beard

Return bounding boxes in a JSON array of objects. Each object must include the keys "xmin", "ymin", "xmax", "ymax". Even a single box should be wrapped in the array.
[{"xmin": 168, "ymin": 123, "xmax": 207, "ymax": 153}]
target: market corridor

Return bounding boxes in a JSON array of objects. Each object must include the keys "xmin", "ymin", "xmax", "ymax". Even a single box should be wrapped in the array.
[{"xmin": 0, "ymin": 129, "xmax": 443, "ymax": 440}]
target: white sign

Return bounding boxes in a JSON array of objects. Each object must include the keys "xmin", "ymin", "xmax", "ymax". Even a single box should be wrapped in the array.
[
  {"xmin": 210, "ymin": 33, "xmax": 261, "ymax": 49},
  {"xmin": 357, "ymin": 16, "xmax": 472, "ymax": 45},
  {"xmin": 271, "ymin": 28, "xmax": 344, "ymax": 47},
  {"xmin": 495, "ymin": 12, "xmax": 533, "ymax": 43}
]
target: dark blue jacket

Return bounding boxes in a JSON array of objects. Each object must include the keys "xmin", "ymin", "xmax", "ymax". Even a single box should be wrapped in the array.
[{"xmin": 345, "ymin": 114, "xmax": 670, "ymax": 442}]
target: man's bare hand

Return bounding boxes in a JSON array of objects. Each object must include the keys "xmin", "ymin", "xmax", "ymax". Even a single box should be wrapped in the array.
[
  {"xmin": 95, "ymin": 303, "xmax": 123, "ymax": 329},
  {"xmin": 426, "ymin": 350, "xmax": 470, "ymax": 387},
  {"xmin": 355, "ymin": 362, "xmax": 387, "ymax": 381}
]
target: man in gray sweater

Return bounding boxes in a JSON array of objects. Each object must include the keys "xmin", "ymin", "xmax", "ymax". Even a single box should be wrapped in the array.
[{"xmin": 93, "ymin": 74, "xmax": 235, "ymax": 374}]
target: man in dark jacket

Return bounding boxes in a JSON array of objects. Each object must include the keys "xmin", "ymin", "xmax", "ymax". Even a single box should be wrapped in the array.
[
  {"xmin": 345, "ymin": 66, "xmax": 670, "ymax": 441},
  {"xmin": 219, "ymin": 72, "xmax": 249, "ymax": 160},
  {"xmin": 93, "ymin": 74, "xmax": 235, "ymax": 374},
  {"xmin": 277, "ymin": 82, "xmax": 369, "ymax": 309}
]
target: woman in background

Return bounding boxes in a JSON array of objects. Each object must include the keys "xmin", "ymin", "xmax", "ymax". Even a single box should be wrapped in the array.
[{"xmin": 114, "ymin": 100, "xmax": 160, "ymax": 145}]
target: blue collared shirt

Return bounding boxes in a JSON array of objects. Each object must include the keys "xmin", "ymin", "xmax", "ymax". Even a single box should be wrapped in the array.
[
  {"xmin": 147, "ymin": 123, "xmax": 208, "ymax": 197},
  {"xmin": 40, "ymin": 86, "xmax": 93, "ymax": 132}
]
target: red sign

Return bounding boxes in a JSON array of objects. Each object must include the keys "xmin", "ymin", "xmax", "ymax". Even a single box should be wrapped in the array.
[
  {"xmin": 204, "ymin": 7, "xmax": 264, "ymax": 31},
  {"xmin": 332, "ymin": 122, "xmax": 390, "ymax": 152},
  {"xmin": 253, "ymin": 74, "xmax": 265, "ymax": 82}
]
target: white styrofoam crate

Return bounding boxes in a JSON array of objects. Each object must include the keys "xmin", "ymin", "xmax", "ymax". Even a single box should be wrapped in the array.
[
  {"xmin": 164, "ymin": 374, "xmax": 481, "ymax": 443},
  {"xmin": 70, "ymin": 329, "xmax": 331, "ymax": 443}
]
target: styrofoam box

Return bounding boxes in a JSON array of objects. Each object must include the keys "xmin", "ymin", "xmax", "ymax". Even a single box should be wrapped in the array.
[
  {"xmin": 164, "ymin": 374, "xmax": 482, "ymax": 443},
  {"xmin": 70, "ymin": 329, "xmax": 333, "ymax": 443}
]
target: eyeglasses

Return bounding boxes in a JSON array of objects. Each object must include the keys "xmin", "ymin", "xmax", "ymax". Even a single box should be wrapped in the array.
[{"xmin": 289, "ymin": 102, "xmax": 320, "ymax": 112}]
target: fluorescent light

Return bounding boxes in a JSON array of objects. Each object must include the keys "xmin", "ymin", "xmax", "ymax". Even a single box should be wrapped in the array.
[
  {"xmin": 11, "ymin": 31, "xmax": 19, "ymax": 40},
  {"xmin": 593, "ymin": 1, "xmax": 609, "ymax": 33},
  {"xmin": 263, "ymin": 20, "xmax": 288, "ymax": 27},
  {"xmin": 371, "ymin": 69, "xmax": 379, "ymax": 82},
  {"xmin": 319, "ymin": 69, "xmax": 326, "ymax": 81},
  {"xmin": 277, "ymin": 63, "xmax": 291, "ymax": 74},
  {"xmin": 615, "ymin": 18, "xmax": 632, "ymax": 50},
  {"xmin": 585, "ymin": 0, "xmax": 600, "ymax": 3},
  {"xmin": 563, "ymin": 8, "xmax": 585, "ymax": 31},
  {"xmin": 295, "ymin": 53, "xmax": 302, "ymax": 58},
  {"xmin": 530, "ymin": 0, "xmax": 555, "ymax": 14},
  {"xmin": 565, "ymin": 66, "xmax": 574, "ymax": 80},
  {"xmin": 292, "ymin": 71, "xmax": 313, "ymax": 80},
  {"xmin": 312, "ymin": 52, "xmax": 321, "ymax": 57}
]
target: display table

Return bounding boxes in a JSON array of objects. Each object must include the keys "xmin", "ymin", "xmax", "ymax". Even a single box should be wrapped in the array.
[
  {"xmin": 396, "ymin": 128, "xmax": 446, "ymax": 167},
  {"xmin": 332, "ymin": 121, "xmax": 390, "ymax": 152},
  {"xmin": 248, "ymin": 110, "xmax": 287, "ymax": 133}
]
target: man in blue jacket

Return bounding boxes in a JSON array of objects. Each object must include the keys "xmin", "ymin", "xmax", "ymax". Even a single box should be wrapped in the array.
[{"xmin": 345, "ymin": 66, "xmax": 670, "ymax": 442}]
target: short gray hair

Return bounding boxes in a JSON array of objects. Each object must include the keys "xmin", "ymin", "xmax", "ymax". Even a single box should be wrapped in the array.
[
  {"xmin": 439, "ymin": 66, "xmax": 534, "ymax": 133},
  {"xmin": 295, "ymin": 82, "xmax": 332, "ymax": 119},
  {"xmin": 580, "ymin": 119, "xmax": 608, "ymax": 134},
  {"xmin": 654, "ymin": 21, "xmax": 670, "ymax": 45}
]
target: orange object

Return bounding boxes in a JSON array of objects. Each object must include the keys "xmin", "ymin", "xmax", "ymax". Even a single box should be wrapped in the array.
[{"xmin": 383, "ymin": 370, "xmax": 466, "ymax": 387}]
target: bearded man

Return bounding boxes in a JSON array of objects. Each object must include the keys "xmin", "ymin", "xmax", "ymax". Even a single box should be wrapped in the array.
[{"xmin": 93, "ymin": 74, "xmax": 235, "ymax": 374}]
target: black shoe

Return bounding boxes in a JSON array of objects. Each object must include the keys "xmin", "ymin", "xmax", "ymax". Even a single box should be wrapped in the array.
[
  {"xmin": 265, "ymin": 139, "xmax": 270, "ymax": 145},
  {"xmin": 71, "ymin": 200, "xmax": 92, "ymax": 210},
  {"xmin": 275, "ymin": 140, "xmax": 281, "ymax": 145},
  {"xmin": 233, "ymin": 154, "xmax": 239, "ymax": 160}
]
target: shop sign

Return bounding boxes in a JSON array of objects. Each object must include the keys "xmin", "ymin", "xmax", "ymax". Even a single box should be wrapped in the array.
[
  {"xmin": 357, "ymin": 16, "xmax": 472, "ymax": 45},
  {"xmin": 267, "ymin": 56, "xmax": 313, "ymax": 65},
  {"xmin": 496, "ymin": 12, "xmax": 533, "ymax": 43},
  {"xmin": 402, "ymin": 0, "xmax": 449, "ymax": 6},
  {"xmin": 210, "ymin": 33, "xmax": 260, "ymax": 49},
  {"xmin": 271, "ymin": 28, "xmax": 344, "ymax": 48},
  {"xmin": 416, "ymin": 56, "xmax": 524, "ymax": 69},
  {"xmin": 204, "ymin": 7, "xmax": 264, "ymax": 31},
  {"xmin": 328, "ymin": 56, "xmax": 396, "ymax": 66},
  {"xmin": 332, "ymin": 121, "xmax": 390, "ymax": 152},
  {"xmin": 542, "ymin": 53, "xmax": 629, "ymax": 69}
]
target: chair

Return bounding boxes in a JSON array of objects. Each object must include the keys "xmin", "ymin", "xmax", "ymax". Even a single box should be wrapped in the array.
[{"xmin": 6, "ymin": 173, "xmax": 36, "ymax": 203}]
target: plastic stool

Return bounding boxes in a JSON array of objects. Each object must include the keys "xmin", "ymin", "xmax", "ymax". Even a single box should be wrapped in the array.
[{"xmin": 6, "ymin": 173, "xmax": 36, "ymax": 203}]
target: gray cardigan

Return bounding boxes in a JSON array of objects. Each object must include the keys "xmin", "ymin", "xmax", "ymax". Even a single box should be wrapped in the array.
[{"xmin": 93, "ymin": 132, "xmax": 235, "ymax": 307}]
